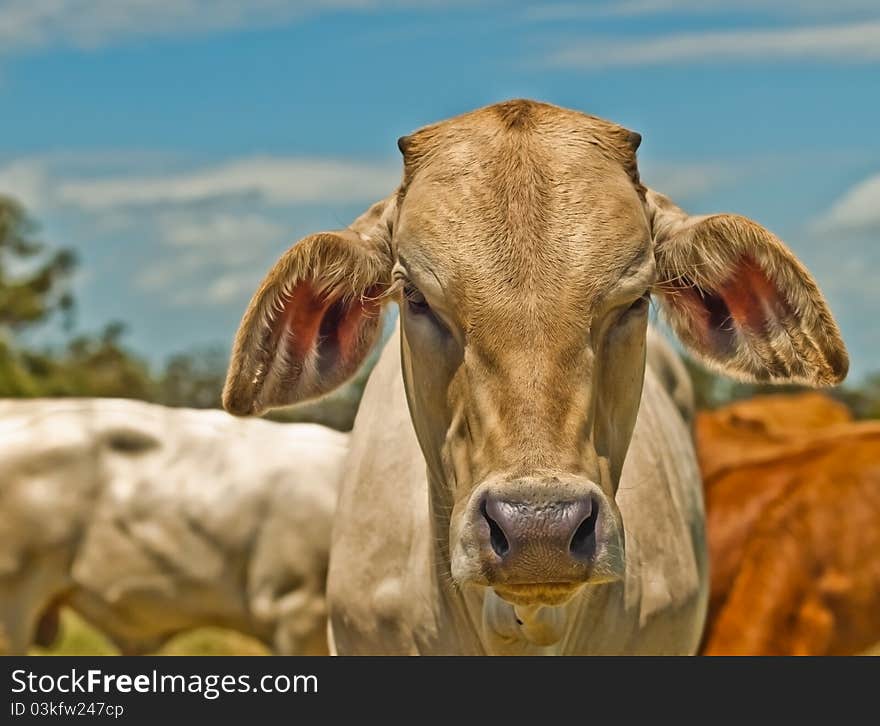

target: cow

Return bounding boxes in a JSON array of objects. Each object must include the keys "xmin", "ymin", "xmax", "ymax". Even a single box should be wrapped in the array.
[
  {"xmin": 696, "ymin": 392, "xmax": 853, "ymax": 481},
  {"xmin": 222, "ymin": 99, "xmax": 848, "ymax": 654},
  {"xmin": 696, "ymin": 394, "xmax": 880, "ymax": 655},
  {"xmin": 0, "ymin": 398, "xmax": 347, "ymax": 655}
]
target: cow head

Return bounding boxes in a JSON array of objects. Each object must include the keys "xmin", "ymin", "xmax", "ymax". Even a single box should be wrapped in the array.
[{"xmin": 223, "ymin": 100, "xmax": 847, "ymax": 608}]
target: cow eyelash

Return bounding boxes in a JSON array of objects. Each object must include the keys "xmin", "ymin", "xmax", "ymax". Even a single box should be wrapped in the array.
[
  {"xmin": 403, "ymin": 282, "xmax": 431, "ymax": 314},
  {"xmin": 614, "ymin": 292, "xmax": 651, "ymax": 325},
  {"xmin": 628, "ymin": 292, "xmax": 651, "ymax": 314}
]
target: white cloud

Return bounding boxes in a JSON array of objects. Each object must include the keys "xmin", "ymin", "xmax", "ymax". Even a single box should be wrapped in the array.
[
  {"xmin": 159, "ymin": 212, "xmax": 285, "ymax": 250},
  {"xmin": 55, "ymin": 157, "xmax": 400, "ymax": 210},
  {"xmin": 0, "ymin": 1, "xmax": 463, "ymax": 55},
  {"xmin": 135, "ymin": 255, "xmax": 204, "ymax": 292},
  {"xmin": 814, "ymin": 173, "xmax": 880, "ymax": 236},
  {"xmin": 136, "ymin": 251, "xmax": 264, "ymax": 304},
  {"xmin": 0, "ymin": 154, "xmax": 398, "ymax": 212},
  {"xmin": 0, "ymin": 159, "xmax": 50, "ymax": 212},
  {"xmin": 544, "ymin": 20, "xmax": 880, "ymax": 68},
  {"xmin": 0, "ymin": 151, "xmax": 398, "ymax": 309},
  {"xmin": 0, "ymin": 1, "xmax": 361, "ymax": 53},
  {"xmin": 172, "ymin": 271, "xmax": 266, "ymax": 305},
  {"xmin": 639, "ymin": 161, "xmax": 741, "ymax": 200},
  {"xmin": 0, "ymin": 151, "xmax": 178, "ymax": 212},
  {"xmin": 524, "ymin": 1, "xmax": 880, "ymax": 22},
  {"xmin": 134, "ymin": 211, "xmax": 287, "ymax": 302}
]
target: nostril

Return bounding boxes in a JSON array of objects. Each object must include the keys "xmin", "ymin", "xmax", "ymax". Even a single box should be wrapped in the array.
[
  {"xmin": 480, "ymin": 499, "xmax": 510, "ymax": 558},
  {"xmin": 569, "ymin": 498, "xmax": 598, "ymax": 560}
]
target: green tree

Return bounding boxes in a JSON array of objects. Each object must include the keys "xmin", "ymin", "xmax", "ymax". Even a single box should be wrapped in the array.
[
  {"xmin": 1, "ymin": 323, "xmax": 154, "ymax": 399},
  {"xmin": 0, "ymin": 196, "xmax": 76, "ymax": 333},
  {"xmin": 0, "ymin": 196, "xmax": 155, "ymax": 400},
  {"xmin": 831, "ymin": 372, "xmax": 880, "ymax": 419},
  {"xmin": 157, "ymin": 346, "xmax": 228, "ymax": 408}
]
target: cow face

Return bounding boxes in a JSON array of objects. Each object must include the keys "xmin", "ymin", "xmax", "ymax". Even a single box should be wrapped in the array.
[{"xmin": 223, "ymin": 100, "xmax": 847, "ymax": 608}]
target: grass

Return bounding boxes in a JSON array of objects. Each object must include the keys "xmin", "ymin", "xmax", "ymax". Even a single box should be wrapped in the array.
[
  {"xmin": 27, "ymin": 607, "xmax": 880, "ymax": 656},
  {"xmin": 29, "ymin": 608, "xmax": 270, "ymax": 656}
]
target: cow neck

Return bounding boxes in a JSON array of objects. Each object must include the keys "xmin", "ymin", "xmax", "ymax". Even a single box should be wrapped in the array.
[{"xmin": 424, "ymin": 468, "xmax": 487, "ymax": 651}]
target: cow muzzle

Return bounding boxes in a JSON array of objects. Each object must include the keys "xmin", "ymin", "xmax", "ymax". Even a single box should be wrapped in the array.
[{"xmin": 451, "ymin": 476, "xmax": 624, "ymax": 606}]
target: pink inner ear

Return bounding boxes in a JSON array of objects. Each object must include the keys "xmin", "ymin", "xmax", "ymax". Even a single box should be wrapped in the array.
[
  {"xmin": 276, "ymin": 282, "xmax": 333, "ymax": 361},
  {"xmin": 274, "ymin": 282, "xmax": 383, "ymax": 370},
  {"xmin": 672, "ymin": 256, "xmax": 788, "ymax": 354},
  {"xmin": 717, "ymin": 258, "xmax": 785, "ymax": 333}
]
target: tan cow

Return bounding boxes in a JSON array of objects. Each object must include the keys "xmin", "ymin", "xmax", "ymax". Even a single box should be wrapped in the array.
[
  {"xmin": 0, "ymin": 398, "xmax": 347, "ymax": 655},
  {"xmin": 224, "ymin": 100, "xmax": 848, "ymax": 654}
]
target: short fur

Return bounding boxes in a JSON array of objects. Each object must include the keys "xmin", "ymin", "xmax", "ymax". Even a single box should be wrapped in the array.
[{"xmin": 224, "ymin": 99, "xmax": 848, "ymax": 655}]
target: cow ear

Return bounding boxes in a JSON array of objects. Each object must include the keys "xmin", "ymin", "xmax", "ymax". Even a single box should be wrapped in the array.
[
  {"xmin": 223, "ymin": 197, "xmax": 396, "ymax": 416},
  {"xmin": 647, "ymin": 189, "xmax": 848, "ymax": 386}
]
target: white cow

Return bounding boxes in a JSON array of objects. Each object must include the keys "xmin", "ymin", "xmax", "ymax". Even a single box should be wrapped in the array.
[
  {"xmin": 222, "ymin": 100, "xmax": 848, "ymax": 654},
  {"xmin": 0, "ymin": 398, "xmax": 347, "ymax": 655}
]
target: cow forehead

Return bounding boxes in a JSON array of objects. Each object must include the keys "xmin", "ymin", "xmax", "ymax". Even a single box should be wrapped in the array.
[{"xmin": 394, "ymin": 101, "xmax": 651, "ymax": 330}]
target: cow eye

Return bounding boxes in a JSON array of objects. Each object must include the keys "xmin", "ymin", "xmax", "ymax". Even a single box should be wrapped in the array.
[
  {"xmin": 629, "ymin": 293, "xmax": 650, "ymax": 313},
  {"xmin": 403, "ymin": 282, "xmax": 431, "ymax": 315},
  {"xmin": 618, "ymin": 292, "xmax": 650, "ymax": 322}
]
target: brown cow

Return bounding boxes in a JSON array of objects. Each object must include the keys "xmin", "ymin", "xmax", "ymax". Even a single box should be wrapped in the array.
[
  {"xmin": 698, "ymin": 394, "xmax": 880, "ymax": 655},
  {"xmin": 697, "ymin": 392, "xmax": 853, "ymax": 480}
]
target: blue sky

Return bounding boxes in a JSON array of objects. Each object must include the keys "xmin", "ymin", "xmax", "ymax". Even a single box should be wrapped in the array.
[{"xmin": 0, "ymin": 1, "xmax": 878, "ymax": 380}]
